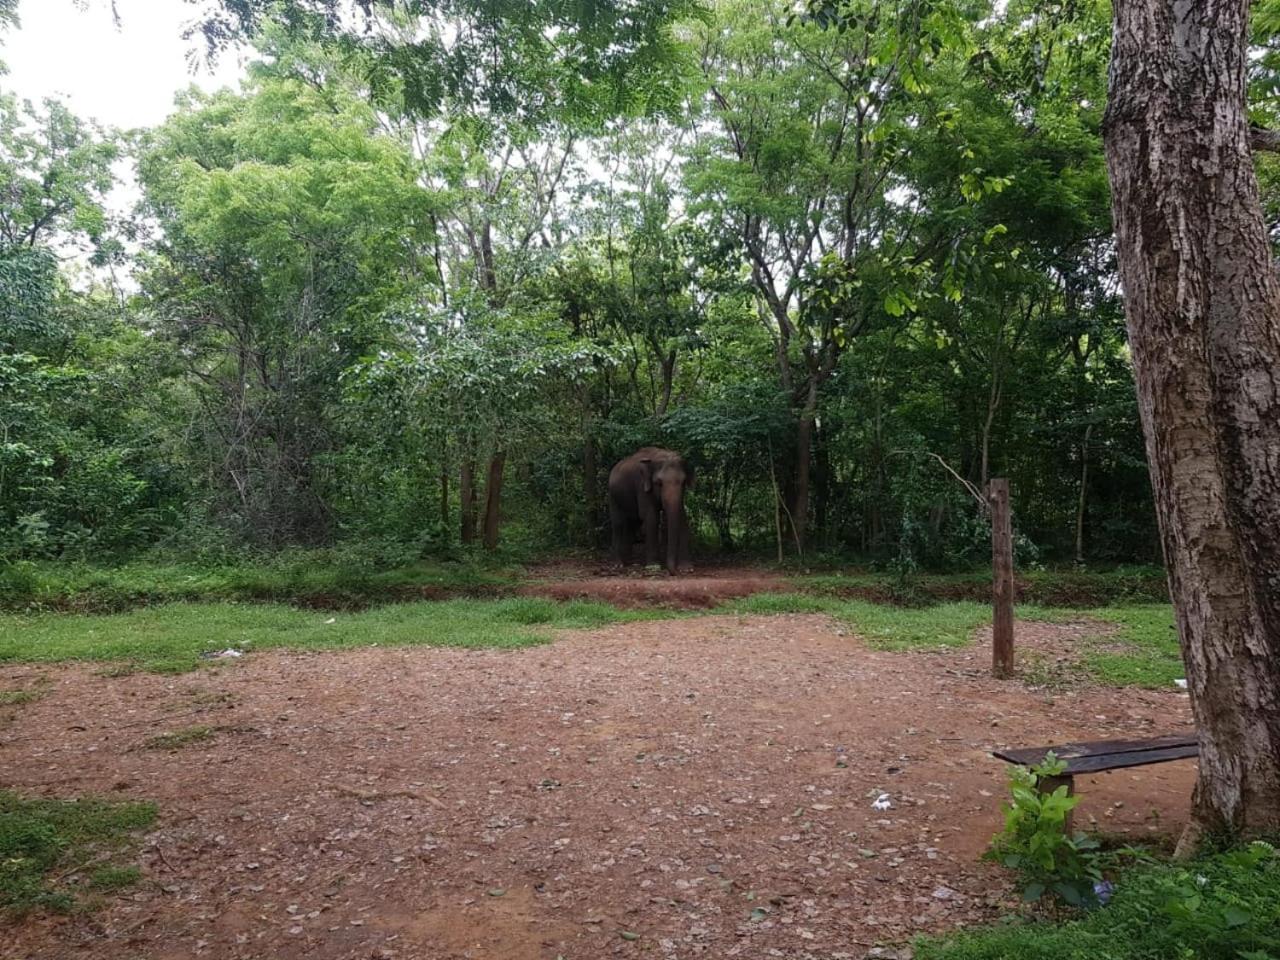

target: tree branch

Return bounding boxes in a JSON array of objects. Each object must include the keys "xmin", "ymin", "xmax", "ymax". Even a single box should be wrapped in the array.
[{"xmin": 1250, "ymin": 125, "xmax": 1280, "ymax": 153}]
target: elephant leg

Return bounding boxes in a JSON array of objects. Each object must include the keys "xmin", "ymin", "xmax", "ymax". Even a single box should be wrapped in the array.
[
  {"xmin": 678, "ymin": 512, "xmax": 693, "ymax": 573},
  {"xmin": 611, "ymin": 511, "xmax": 632, "ymax": 566},
  {"xmin": 642, "ymin": 505, "xmax": 660, "ymax": 566}
]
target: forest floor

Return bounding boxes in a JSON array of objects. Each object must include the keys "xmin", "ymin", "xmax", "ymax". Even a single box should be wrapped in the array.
[{"xmin": 2, "ymin": 607, "xmax": 1195, "ymax": 960}]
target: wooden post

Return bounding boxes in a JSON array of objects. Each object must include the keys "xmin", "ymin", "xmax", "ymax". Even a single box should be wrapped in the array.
[{"xmin": 989, "ymin": 478, "xmax": 1014, "ymax": 678}]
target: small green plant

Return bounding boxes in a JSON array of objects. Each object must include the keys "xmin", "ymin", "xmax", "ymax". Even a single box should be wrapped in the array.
[
  {"xmin": 0, "ymin": 791, "xmax": 156, "ymax": 914},
  {"xmin": 0, "ymin": 687, "xmax": 43, "ymax": 706},
  {"xmin": 987, "ymin": 753, "xmax": 1103, "ymax": 907},
  {"xmin": 142, "ymin": 725, "xmax": 215, "ymax": 750}
]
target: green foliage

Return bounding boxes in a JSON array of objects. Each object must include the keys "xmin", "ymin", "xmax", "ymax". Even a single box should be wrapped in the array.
[
  {"xmin": 0, "ymin": 552, "xmax": 519, "ymax": 611},
  {"xmin": 0, "ymin": 791, "xmax": 156, "ymax": 914},
  {"xmin": 916, "ymin": 841, "xmax": 1280, "ymax": 960},
  {"xmin": 0, "ymin": 0, "xmax": 1162, "ymax": 570},
  {"xmin": 986, "ymin": 753, "xmax": 1103, "ymax": 908},
  {"xmin": 189, "ymin": 0, "xmax": 701, "ymax": 125}
]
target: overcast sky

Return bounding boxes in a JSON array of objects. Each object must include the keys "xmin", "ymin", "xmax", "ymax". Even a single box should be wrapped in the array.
[{"xmin": 2, "ymin": 0, "xmax": 246, "ymax": 130}]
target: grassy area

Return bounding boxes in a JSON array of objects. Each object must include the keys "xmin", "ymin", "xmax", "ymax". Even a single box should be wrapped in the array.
[
  {"xmin": 1019, "ymin": 604, "xmax": 1181, "ymax": 688},
  {"xmin": 793, "ymin": 567, "xmax": 1168, "ymax": 607},
  {"xmin": 0, "ymin": 590, "xmax": 1179, "ymax": 680},
  {"xmin": 915, "ymin": 842, "xmax": 1280, "ymax": 960},
  {"xmin": 1, "ymin": 555, "xmax": 1169, "ymax": 614},
  {"xmin": 726, "ymin": 593, "xmax": 992, "ymax": 649},
  {"xmin": 0, "ymin": 597, "xmax": 670, "ymax": 673},
  {"xmin": 0, "ymin": 791, "xmax": 157, "ymax": 914},
  {"xmin": 0, "ymin": 555, "xmax": 520, "ymax": 612}
]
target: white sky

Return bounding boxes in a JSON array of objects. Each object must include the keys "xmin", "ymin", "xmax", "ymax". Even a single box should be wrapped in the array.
[{"xmin": 1, "ymin": 0, "xmax": 246, "ymax": 130}]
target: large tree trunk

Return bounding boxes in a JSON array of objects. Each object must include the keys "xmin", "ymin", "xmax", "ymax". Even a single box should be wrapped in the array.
[{"xmin": 1104, "ymin": 0, "xmax": 1280, "ymax": 840}]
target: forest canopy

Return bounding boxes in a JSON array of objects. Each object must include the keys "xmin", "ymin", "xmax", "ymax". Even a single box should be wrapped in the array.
[{"xmin": 5, "ymin": 0, "xmax": 1244, "ymax": 571}]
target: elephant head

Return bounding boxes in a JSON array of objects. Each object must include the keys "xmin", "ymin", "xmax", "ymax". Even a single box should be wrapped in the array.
[{"xmin": 641, "ymin": 452, "xmax": 694, "ymax": 574}]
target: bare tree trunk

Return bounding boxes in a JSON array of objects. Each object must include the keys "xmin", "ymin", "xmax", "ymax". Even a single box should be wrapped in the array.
[
  {"xmin": 1074, "ymin": 423, "xmax": 1093, "ymax": 566},
  {"xmin": 460, "ymin": 456, "xmax": 477, "ymax": 545},
  {"xmin": 583, "ymin": 435, "xmax": 598, "ymax": 545},
  {"xmin": 791, "ymin": 381, "xmax": 819, "ymax": 556},
  {"xmin": 655, "ymin": 348, "xmax": 677, "ymax": 418},
  {"xmin": 1105, "ymin": 0, "xmax": 1280, "ymax": 841},
  {"xmin": 482, "ymin": 451, "xmax": 506, "ymax": 551},
  {"xmin": 980, "ymin": 375, "xmax": 1000, "ymax": 489},
  {"xmin": 440, "ymin": 458, "xmax": 450, "ymax": 542}
]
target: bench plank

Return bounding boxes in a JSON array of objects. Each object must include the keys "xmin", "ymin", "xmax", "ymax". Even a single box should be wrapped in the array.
[{"xmin": 993, "ymin": 734, "xmax": 1197, "ymax": 774}]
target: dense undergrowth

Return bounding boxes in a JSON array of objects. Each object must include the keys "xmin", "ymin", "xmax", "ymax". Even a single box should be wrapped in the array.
[{"xmin": 0, "ymin": 553, "xmax": 1168, "ymax": 613}]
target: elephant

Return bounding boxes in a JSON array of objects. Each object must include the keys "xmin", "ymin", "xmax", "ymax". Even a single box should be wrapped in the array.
[{"xmin": 607, "ymin": 447, "xmax": 694, "ymax": 575}]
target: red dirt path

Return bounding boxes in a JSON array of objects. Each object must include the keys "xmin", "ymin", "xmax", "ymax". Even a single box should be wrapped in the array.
[
  {"xmin": 517, "ymin": 561, "xmax": 788, "ymax": 607},
  {"xmin": 0, "ymin": 615, "xmax": 1194, "ymax": 960}
]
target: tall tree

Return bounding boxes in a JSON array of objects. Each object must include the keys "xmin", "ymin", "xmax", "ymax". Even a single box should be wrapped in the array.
[{"xmin": 1104, "ymin": 0, "xmax": 1280, "ymax": 843}]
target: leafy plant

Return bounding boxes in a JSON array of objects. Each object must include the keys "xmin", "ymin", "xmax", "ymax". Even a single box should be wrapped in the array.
[{"xmin": 986, "ymin": 753, "xmax": 1104, "ymax": 907}]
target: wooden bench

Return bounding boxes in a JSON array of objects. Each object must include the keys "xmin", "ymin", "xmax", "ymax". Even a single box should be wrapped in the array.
[{"xmin": 992, "ymin": 734, "xmax": 1199, "ymax": 829}]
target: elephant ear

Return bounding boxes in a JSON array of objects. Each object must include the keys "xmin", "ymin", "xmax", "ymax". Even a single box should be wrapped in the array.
[
  {"xmin": 640, "ymin": 457, "xmax": 653, "ymax": 492},
  {"xmin": 684, "ymin": 463, "xmax": 695, "ymax": 490}
]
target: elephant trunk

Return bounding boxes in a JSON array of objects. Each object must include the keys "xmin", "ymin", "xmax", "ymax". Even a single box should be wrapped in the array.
[{"xmin": 663, "ymin": 487, "xmax": 684, "ymax": 575}]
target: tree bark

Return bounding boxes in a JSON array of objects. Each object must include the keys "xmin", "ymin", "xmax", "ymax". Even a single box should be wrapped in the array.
[
  {"xmin": 1074, "ymin": 423, "xmax": 1092, "ymax": 566},
  {"xmin": 582, "ymin": 435, "xmax": 598, "ymax": 546},
  {"xmin": 1104, "ymin": 0, "xmax": 1280, "ymax": 839},
  {"xmin": 440, "ymin": 459, "xmax": 450, "ymax": 542},
  {"xmin": 989, "ymin": 478, "xmax": 1014, "ymax": 679},
  {"xmin": 791, "ymin": 382, "xmax": 819, "ymax": 556},
  {"xmin": 482, "ymin": 450, "xmax": 506, "ymax": 551}
]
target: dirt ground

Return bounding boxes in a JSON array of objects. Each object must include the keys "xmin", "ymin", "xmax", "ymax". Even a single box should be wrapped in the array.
[
  {"xmin": 518, "ymin": 561, "xmax": 788, "ymax": 607},
  {"xmin": 1, "ymin": 614, "xmax": 1194, "ymax": 960}
]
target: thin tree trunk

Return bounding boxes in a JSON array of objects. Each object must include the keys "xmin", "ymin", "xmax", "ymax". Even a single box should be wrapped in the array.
[
  {"xmin": 655, "ymin": 348, "xmax": 676, "ymax": 418},
  {"xmin": 1104, "ymin": 0, "xmax": 1280, "ymax": 842},
  {"xmin": 482, "ymin": 451, "xmax": 506, "ymax": 551},
  {"xmin": 583, "ymin": 435, "xmax": 598, "ymax": 545},
  {"xmin": 791, "ymin": 381, "xmax": 819, "ymax": 556},
  {"xmin": 460, "ymin": 456, "xmax": 477, "ymax": 545},
  {"xmin": 440, "ymin": 459, "xmax": 450, "ymax": 542},
  {"xmin": 1074, "ymin": 423, "xmax": 1093, "ymax": 566},
  {"xmin": 980, "ymin": 375, "xmax": 1000, "ymax": 489}
]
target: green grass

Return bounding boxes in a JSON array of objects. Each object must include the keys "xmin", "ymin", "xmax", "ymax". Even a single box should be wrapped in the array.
[
  {"xmin": 0, "ymin": 597, "xmax": 671, "ymax": 673},
  {"xmin": 914, "ymin": 842, "xmax": 1280, "ymax": 960},
  {"xmin": 142, "ymin": 725, "xmax": 216, "ymax": 750},
  {"xmin": 792, "ymin": 567, "xmax": 1169, "ymax": 607},
  {"xmin": 721, "ymin": 593, "xmax": 992, "ymax": 649},
  {"xmin": 1020, "ymin": 604, "xmax": 1181, "ymax": 688},
  {"xmin": 0, "ymin": 687, "xmax": 44, "ymax": 706},
  {"xmin": 0, "ymin": 791, "xmax": 157, "ymax": 914}
]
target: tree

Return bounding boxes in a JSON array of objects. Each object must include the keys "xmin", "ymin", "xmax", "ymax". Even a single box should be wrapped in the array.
[
  {"xmin": 685, "ymin": 0, "xmax": 960, "ymax": 553},
  {"xmin": 137, "ymin": 78, "xmax": 438, "ymax": 544},
  {"xmin": 1103, "ymin": 0, "xmax": 1280, "ymax": 842}
]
